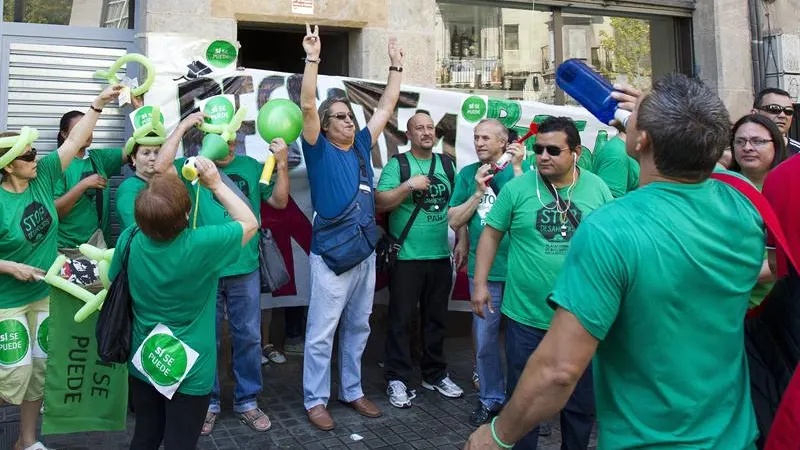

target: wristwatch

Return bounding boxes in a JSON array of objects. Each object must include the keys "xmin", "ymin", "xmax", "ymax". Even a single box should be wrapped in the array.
[{"xmin": 389, "ymin": 66, "xmax": 403, "ymax": 72}]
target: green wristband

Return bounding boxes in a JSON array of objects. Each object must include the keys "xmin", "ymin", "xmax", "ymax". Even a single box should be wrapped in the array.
[{"xmin": 491, "ymin": 417, "xmax": 514, "ymax": 449}]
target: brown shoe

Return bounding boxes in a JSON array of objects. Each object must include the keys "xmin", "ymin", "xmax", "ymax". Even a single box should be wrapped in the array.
[
  {"xmin": 340, "ymin": 396, "xmax": 382, "ymax": 418},
  {"xmin": 307, "ymin": 404, "xmax": 335, "ymax": 431}
]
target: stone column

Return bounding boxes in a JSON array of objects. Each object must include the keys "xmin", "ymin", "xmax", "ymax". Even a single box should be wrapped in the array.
[{"xmin": 693, "ymin": 0, "xmax": 753, "ymax": 118}]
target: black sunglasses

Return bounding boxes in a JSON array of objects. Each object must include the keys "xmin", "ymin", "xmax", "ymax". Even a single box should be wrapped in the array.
[
  {"xmin": 14, "ymin": 148, "xmax": 37, "ymax": 162},
  {"xmin": 533, "ymin": 144, "xmax": 569, "ymax": 157},
  {"xmin": 759, "ymin": 104, "xmax": 795, "ymax": 116},
  {"xmin": 330, "ymin": 112, "xmax": 355, "ymax": 121}
]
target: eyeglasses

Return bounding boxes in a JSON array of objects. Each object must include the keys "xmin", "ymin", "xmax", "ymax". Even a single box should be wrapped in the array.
[
  {"xmin": 733, "ymin": 138, "xmax": 773, "ymax": 149},
  {"xmin": 533, "ymin": 144, "xmax": 569, "ymax": 157},
  {"xmin": 330, "ymin": 112, "xmax": 355, "ymax": 121},
  {"xmin": 14, "ymin": 148, "xmax": 37, "ymax": 162},
  {"xmin": 758, "ymin": 104, "xmax": 795, "ymax": 116}
]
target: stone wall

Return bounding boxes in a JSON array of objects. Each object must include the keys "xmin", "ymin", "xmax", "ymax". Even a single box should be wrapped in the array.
[{"xmin": 142, "ymin": 0, "xmax": 438, "ymax": 86}]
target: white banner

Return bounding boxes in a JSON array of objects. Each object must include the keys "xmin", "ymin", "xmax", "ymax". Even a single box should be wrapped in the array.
[{"xmin": 141, "ymin": 33, "xmax": 613, "ymax": 311}]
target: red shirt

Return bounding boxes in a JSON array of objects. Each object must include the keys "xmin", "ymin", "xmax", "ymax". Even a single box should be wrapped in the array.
[{"xmin": 762, "ymin": 155, "xmax": 800, "ymax": 278}]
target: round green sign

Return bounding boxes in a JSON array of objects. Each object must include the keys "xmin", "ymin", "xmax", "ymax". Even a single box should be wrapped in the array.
[
  {"xmin": 37, "ymin": 317, "xmax": 49, "ymax": 354},
  {"xmin": 206, "ymin": 40, "xmax": 238, "ymax": 69},
  {"xmin": 203, "ymin": 97, "xmax": 234, "ymax": 125},
  {"xmin": 141, "ymin": 333, "xmax": 188, "ymax": 387},
  {"xmin": 133, "ymin": 106, "xmax": 162, "ymax": 129},
  {"xmin": 0, "ymin": 319, "xmax": 29, "ymax": 366},
  {"xmin": 461, "ymin": 96, "xmax": 487, "ymax": 123}
]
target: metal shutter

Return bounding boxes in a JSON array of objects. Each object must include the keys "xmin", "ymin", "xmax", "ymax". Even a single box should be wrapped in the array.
[
  {"xmin": 5, "ymin": 42, "xmax": 128, "ymax": 151},
  {"xmin": 5, "ymin": 42, "xmax": 131, "ymax": 245}
]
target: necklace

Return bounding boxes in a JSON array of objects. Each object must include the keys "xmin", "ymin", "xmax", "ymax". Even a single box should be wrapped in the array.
[{"xmin": 535, "ymin": 164, "xmax": 578, "ymax": 238}]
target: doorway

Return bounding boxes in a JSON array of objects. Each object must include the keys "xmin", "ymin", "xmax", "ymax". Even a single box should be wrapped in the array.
[{"xmin": 237, "ymin": 25, "xmax": 350, "ymax": 76}]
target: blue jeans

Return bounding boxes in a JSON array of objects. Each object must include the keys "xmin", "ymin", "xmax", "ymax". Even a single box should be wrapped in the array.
[
  {"xmin": 506, "ymin": 318, "xmax": 595, "ymax": 450},
  {"xmin": 303, "ymin": 252, "xmax": 375, "ymax": 410},
  {"xmin": 469, "ymin": 278, "xmax": 505, "ymax": 410},
  {"xmin": 209, "ymin": 270, "xmax": 263, "ymax": 414}
]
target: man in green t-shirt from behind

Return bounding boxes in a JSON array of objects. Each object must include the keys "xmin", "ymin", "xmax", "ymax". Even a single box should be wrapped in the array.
[
  {"xmin": 448, "ymin": 119, "xmax": 527, "ymax": 426},
  {"xmin": 473, "ymin": 116, "xmax": 613, "ymax": 449},
  {"xmin": 466, "ymin": 76, "xmax": 764, "ymax": 450},
  {"xmin": 376, "ymin": 111, "xmax": 465, "ymax": 409},
  {"xmin": 591, "ymin": 132, "xmax": 640, "ymax": 198}
]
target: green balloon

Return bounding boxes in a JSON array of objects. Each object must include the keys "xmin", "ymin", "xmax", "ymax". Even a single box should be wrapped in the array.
[{"xmin": 257, "ymin": 99, "xmax": 303, "ymax": 144}]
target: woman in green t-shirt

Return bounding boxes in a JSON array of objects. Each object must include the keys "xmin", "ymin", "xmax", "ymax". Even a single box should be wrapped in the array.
[
  {"xmin": 729, "ymin": 114, "xmax": 789, "ymax": 307},
  {"xmin": 115, "ymin": 112, "xmax": 205, "ymax": 230},
  {"xmin": 0, "ymin": 85, "xmax": 121, "ymax": 450},
  {"xmin": 109, "ymin": 157, "xmax": 257, "ymax": 449},
  {"xmin": 53, "ymin": 98, "xmax": 142, "ymax": 248}
]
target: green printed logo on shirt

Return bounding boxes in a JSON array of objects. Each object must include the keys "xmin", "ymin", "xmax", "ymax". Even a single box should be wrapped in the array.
[
  {"xmin": 535, "ymin": 202, "xmax": 583, "ymax": 254},
  {"xmin": 36, "ymin": 315, "xmax": 49, "ymax": 355},
  {"xmin": 20, "ymin": 201, "xmax": 54, "ymax": 244},
  {"xmin": 0, "ymin": 318, "xmax": 30, "ymax": 366},
  {"xmin": 132, "ymin": 323, "xmax": 199, "ymax": 399},
  {"xmin": 141, "ymin": 332, "xmax": 188, "ymax": 387}
]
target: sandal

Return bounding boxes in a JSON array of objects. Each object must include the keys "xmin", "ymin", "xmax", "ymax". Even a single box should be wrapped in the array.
[
  {"xmin": 19, "ymin": 442, "xmax": 51, "ymax": 450},
  {"xmin": 200, "ymin": 411, "xmax": 217, "ymax": 436},
  {"xmin": 263, "ymin": 344, "xmax": 286, "ymax": 364},
  {"xmin": 239, "ymin": 407, "xmax": 271, "ymax": 432}
]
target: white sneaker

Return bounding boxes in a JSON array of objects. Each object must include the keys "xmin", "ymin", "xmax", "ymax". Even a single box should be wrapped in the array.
[
  {"xmin": 422, "ymin": 375, "xmax": 464, "ymax": 398},
  {"xmin": 387, "ymin": 380, "xmax": 416, "ymax": 409}
]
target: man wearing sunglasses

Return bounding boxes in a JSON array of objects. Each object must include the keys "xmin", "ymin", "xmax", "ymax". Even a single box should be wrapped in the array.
[
  {"xmin": 470, "ymin": 116, "xmax": 611, "ymax": 449},
  {"xmin": 299, "ymin": 24, "xmax": 403, "ymax": 431},
  {"xmin": 752, "ymin": 88, "xmax": 800, "ymax": 155}
]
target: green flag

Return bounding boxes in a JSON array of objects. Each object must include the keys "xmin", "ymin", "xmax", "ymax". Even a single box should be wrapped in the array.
[{"xmin": 42, "ymin": 290, "xmax": 128, "ymax": 435}]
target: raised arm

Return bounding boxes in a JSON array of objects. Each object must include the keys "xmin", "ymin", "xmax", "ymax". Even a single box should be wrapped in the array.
[
  {"xmin": 196, "ymin": 157, "xmax": 258, "ymax": 247},
  {"xmin": 301, "ymin": 24, "xmax": 322, "ymax": 145},
  {"xmin": 367, "ymin": 38, "xmax": 404, "ymax": 146},
  {"xmin": 154, "ymin": 111, "xmax": 206, "ymax": 175},
  {"xmin": 265, "ymin": 138, "xmax": 290, "ymax": 209},
  {"xmin": 58, "ymin": 85, "xmax": 122, "ymax": 171}
]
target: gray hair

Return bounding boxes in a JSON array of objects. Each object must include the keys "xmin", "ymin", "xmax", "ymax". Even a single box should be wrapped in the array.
[
  {"xmin": 637, "ymin": 74, "xmax": 731, "ymax": 180},
  {"xmin": 318, "ymin": 97, "xmax": 352, "ymax": 133},
  {"xmin": 475, "ymin": 119, "xmax": 509, "ymax": 142}
]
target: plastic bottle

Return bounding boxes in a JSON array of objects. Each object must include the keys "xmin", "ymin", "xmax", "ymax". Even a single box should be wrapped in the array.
[{"xmin": 556, "ymin": 58, "xmax": 630, "ymax": 127}]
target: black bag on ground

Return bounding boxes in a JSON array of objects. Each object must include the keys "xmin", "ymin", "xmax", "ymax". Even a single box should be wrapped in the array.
[{"xmin": 96, "ymin": 228, "xmax": 139, "ymax": 363}]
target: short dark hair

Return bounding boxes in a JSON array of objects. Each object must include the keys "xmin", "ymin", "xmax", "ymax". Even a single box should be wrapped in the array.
[
  {"xmin": 754, "ymin": 88, "xmax": 792, "ymax": 109},
  {"xmin": 134, "ymin": 173, "xmax": 191, "ymax": 241},
  {"xmin": 407, "ymin": 111, "xmax": 434, "ymax": 131},
  {"xmin": 537, "ymin": 117, "xmax": 581, "ymax": 149},
  {"xmin": 58, "ymin": 111, "xmax": 84, "ymax": 147},
  {"xmin": 728, "ymin": 113, "xmax": 789, "ymax": 172},
  {"xmin": 637, "ymin": 74, "xmax": 730, "ymax": 180},
  {"xmin": 318, "ymin": 97, "xmax": 352, "ymax": 134}
]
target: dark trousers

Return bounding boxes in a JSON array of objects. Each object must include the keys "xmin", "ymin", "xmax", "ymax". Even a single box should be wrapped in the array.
[
  {"xmin": 506, "ymin": 318, "xmax": 595, "ymax": 450},
  {"xmin": 129, "ymin": 376, "xmax": 211, "ymax": 450},
  {"xmin": 285, "ymin": 306, "xmax": 306, "ymax": 339},
  {"xmin": 384, "ymin": 258, "xmax": 452, "ymax": 384}
]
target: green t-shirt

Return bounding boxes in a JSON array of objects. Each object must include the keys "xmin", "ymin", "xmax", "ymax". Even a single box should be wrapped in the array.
[
  {"xmin": 115, "ymin": 175, "xmax": 148, "ymax": 230},
  {"xmin": 485, "ymin": 169, "xmax": 612, "ymax": 329},
  {"xmin": 576, "ymin": 145, "xmax": 593, "ymax": 173},
  {"xmin": 176, "ymin": 155, "xmax": 274, "ymax": 278},
  {"xmin": 54, "ymin": 148, "xmax": 123, "ymax": 248},
  {"xmin": 377, "ymin": 153, "xmax": 453, "ymax": 261},
  {"xmin": 548, "ymin": 177, "xmax": 762, "ymax": 450},
  {"xmin": 0, "ymin": 151, "xmax": 62, "ymax": 308},
  {"xmin": 592, "ymin": 136, "xmax": 639, "ymax": 198},
  {"xmin": 111, "ymin": 222, "xmax": 243, "ymax": 395},
  {"xmin": 448, "ymin": 161, "xmax": 530, "ymax": 280}
]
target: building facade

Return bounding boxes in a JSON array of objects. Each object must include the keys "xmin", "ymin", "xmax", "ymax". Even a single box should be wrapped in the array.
[{"xmin": 1, "ymin": 0, "xmax": 799, "ymax": 146}]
